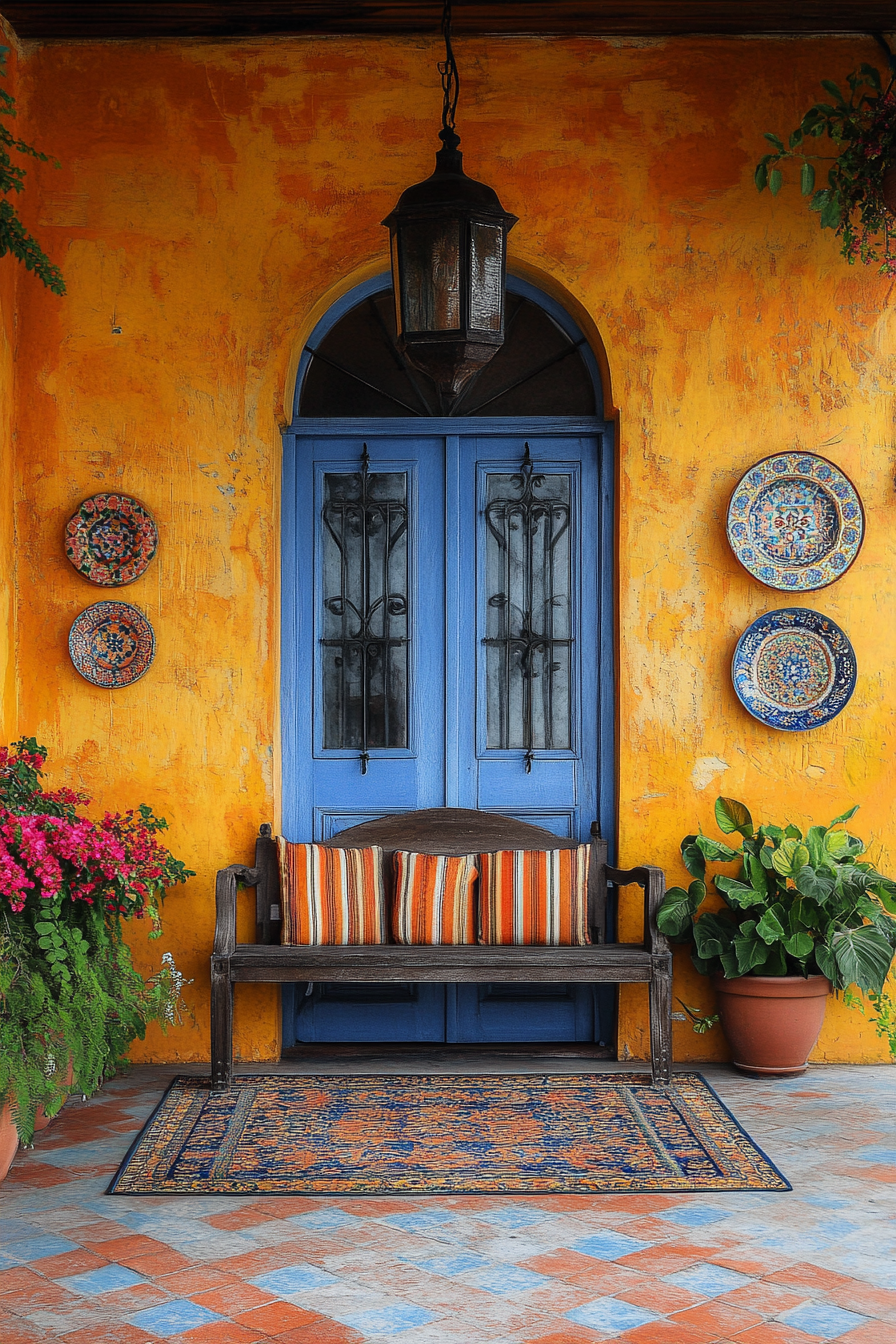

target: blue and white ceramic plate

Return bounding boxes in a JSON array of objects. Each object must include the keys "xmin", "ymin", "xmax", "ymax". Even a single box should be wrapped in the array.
[
  {"xmin": 69, "ymin": 601, "xmax": 155, "ymax": 688},
  {"xmin": 732, "ymin": 608, "xmax": 857, "ymax": 731},
  {"xmin": 727, "ymin": 453, "xmax": 864, "ymax": 590}
]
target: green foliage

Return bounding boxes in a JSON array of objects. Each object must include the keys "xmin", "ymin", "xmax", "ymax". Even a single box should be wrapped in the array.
[
  {"xmin": 676, "ymin": 999, "xmax": 720, "ymax": 1034},
  {"xmin": 0, "ymin": 736, "xmax": 193, "ymax": 1143},
  {"xmin": 0, "ymin": 45, "xmax": 65, "ymax": 294},
  {"xmin": 656, "ymin": 797, "xmax": 896, "ymax": 998},
  {"xmin": 755, "ymin": 62, "xmax": 896, "ymax": 275},
  {"xmin": 844, "ymin": 988, "xmax": 896, "ymax": 1058}
]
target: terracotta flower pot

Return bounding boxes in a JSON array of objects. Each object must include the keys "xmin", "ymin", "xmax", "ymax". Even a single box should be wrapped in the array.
[
  {"xmin": 712, "ymin": 973, "xmax": 830, "ymax": 1077},
  {"xmin": 0, "ymin": 1104, "xmax": 19, "ymax": 1183}
]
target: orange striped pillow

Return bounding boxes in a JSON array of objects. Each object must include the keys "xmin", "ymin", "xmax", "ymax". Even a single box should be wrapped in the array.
[
  {"xmin": 478, "ymin": 847, "xmax": 591, "ymax": 946},
  {"xmin": 277, "ymin": 841, "xmax": 387, "ymax": 945},
  {"xmin": 392, "ymin": 851, "xmax": 478, "ymax": 945}
]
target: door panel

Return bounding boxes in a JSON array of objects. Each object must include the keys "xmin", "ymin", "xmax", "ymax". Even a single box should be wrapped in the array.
[{"xmin": 282, "ymin": 422, "xmax": 610, "ymax": 1046}]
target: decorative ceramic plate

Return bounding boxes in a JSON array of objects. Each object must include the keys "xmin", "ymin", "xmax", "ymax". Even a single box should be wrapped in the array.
[
  {"xmin": 65, "ymin": 494, "xmax": 158, "ymax": 586},
  {"xmin": 726, "ymin": 453, "xmax": 864, "ymax": 590},
  {"xmin": 732, "ymin": 608, "xmax": 856, "ymax": 731},
  {"xmin": 69, "ymin": 602, "xmax": 155, "ymax": 688}
]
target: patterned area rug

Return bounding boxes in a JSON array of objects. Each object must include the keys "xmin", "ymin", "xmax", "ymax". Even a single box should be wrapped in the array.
[{"xmin": 109, "ymin": 1072, "xmax": 790, "ymax": 1196}]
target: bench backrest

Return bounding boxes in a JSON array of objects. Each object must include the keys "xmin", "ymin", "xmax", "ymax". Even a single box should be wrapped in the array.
[{"xmin": 252, "ymin": 808, "xmax": 609, "ymax": 945}]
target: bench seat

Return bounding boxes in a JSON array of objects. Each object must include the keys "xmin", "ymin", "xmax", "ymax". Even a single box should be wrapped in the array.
[{"xmin": 210, "ymin": 809, "xmax": 672, "ymax": 1088}]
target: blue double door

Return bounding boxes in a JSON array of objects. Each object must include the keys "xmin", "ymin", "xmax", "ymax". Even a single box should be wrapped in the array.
[{"xmin": 282, "ymin": 420, "xmax": 613, "ymax": 1044}]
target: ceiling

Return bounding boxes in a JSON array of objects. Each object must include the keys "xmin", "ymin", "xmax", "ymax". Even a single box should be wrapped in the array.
[{"xmin": 0, "ymin": 2, "xmax": 893, "ymax": 41}]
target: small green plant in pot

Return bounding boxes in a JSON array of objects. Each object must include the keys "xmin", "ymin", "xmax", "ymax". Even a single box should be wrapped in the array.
[{"xmin": 657, "ymin": 797, "xmax": 896, "ymax": 1075}]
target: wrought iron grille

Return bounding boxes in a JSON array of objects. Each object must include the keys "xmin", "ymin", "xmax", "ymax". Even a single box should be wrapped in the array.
[
  {"xmin": 321, "ymin": 447, "xmax": 409, "ymax": 767},
  {"xmin": 483, "ymin": 445, "xmax": 572, "ymax": 764}
]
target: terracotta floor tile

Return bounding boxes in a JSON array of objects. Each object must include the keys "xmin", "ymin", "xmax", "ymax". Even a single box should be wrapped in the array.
[
  {"xmin": 719, "ymin": 1283, "xmax": 808, "ymax": 1316},
  {"xmin": 207, "ymin": 1247, "xmax": 301, "ymax": 1278},
  {"xmin": 617, "ymin": 1245, "xmax": 705, "ymax": 1275},
  {"xmin": 3, "ymin": 1162, "xmax": 72, "ymax": 1187},
  {"xmin": 156, "ymin": 1268, "xmax": 243, "ymax": 1295},
  {"xmin": 0, "ymin": 1266, "xmax": 55, "ymax": 1295},
  {"xmin": 28, "ymin": 1248, "xmax": 110, "ymax": 1278},
  {"xmin": 178, "ymin": 1323, "xmax": 268, "ymax": 1344},
  {"xmin": 619, "ymin": 1322, "xmax": 717, "ymax": 1344},
  {"xmin": 233, "ymin": 1301, "xmax": 321, "ymax": 1333},
  {"xmin": 620, "ymin": 1216, "xmax": 689, "ymax": 1241},
  {"xmin": 123, "ymin": 1249, "xmax": 197, "ymax": 1276},
  {"xmin": 2, "ymin": 1279, "xmax": 78, "ymax": 1311},
  {"xmin": 66, "ymin": 1219, "xmax": 134, "ymax": 1244},
  {"xmin": 730, "ymin": 1325, "xmax": 822, "ymax": 1343},
  {"xmin": 270, "ymin": 1321, "xmax": 365, "ymax": 1344},
  {"xmin": 55, "ymin": 1326, "xmax": 159, "ymax": 1344},
  {"xmin": 837, "ymin": 1324, "xmax": 896, "ymax": 1344},
  {"xmin": 205, "ymin": 1209, "xmax": 278, "ymax": 1231},
  {"xmin": 764, "ymin": 1264, "xmax": 866, "ymax": 1295},
  {"xmin": 517, "ymin": 1282, "xmax": 601, "ymax": 1313},
  {"xmin": 98, "ymin": 1281, "xmax": 173, "ymax": 1313},
  {"xmin": 94, "ymin": 1233, "xmax": 173, "ymax": 1259},
  {"xmin": 616, "ymin": 1276, "xmax": 708, "ymax": 1314},
  {"xmin": 0, "ymin": 1319, "xmax": 47, "ymax": 1344},
  {"xmin": 827, "ymin": 1282, "xmax": 896, "ymax": 1322},
  {"xmin": 709, "ymin": 1252, "xmax": 798, "ymax": 1277},
  {"xmin": 671, "ymin": 1301, "xmax": 766, "ymax": 1335},
  {"xmin": 520, "ymin": 1248, "xmax": 646, "ymax": 1291},
  {"xmin": 191, "ymin": 1283, "xmax": 277, "ymax": 1315}
]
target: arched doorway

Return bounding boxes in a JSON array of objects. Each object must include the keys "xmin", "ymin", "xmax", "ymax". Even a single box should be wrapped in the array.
[{"xmin": 281, "ymin": 274, "xmax": 615, "ymax": 1046}]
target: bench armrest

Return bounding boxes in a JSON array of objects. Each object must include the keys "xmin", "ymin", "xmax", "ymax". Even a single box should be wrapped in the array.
[
  {"xmin": 605, "ymin": 863, "xmax": 668, "ymax": 955},
  {"xmin": 214, "ymin": 865, "xmax": 261, "ymax": 956}
]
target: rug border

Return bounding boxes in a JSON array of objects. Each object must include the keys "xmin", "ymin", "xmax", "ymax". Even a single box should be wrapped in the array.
[{"xmin": 106, "ymin": 1070, "xmax": 792, "ymax": 1197}]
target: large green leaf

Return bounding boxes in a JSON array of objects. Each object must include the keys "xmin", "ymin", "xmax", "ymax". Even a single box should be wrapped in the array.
[
  {"xmin": 756, "ymin": 907, "xmax": 787, "ymax": 944},
  {"xmin": 806, "ymin": 825, "xmax": 829, "ymax": 869},
  {"xmin": 714, "ymin": 876, "xmax": 766, "ymax": 909},
  {"xmin": 693, "ymin": 911, "xmax": 735, "ymax": 961},
  {"xmin": 772, "ymin": 838, "xmax": 810, "ymax": 877},
  {"xmin": 695, "ymin": 834, "xmax": 740, "ymax": 863},
  {"xmin": 795, "ymin": 865, "xmax": 835, "ymax": 902},
  {"xmin": 867, "ymin": 874, "xmax": 896, "ymax": 915},
  {"xmin": 680, "ymin": 835, "xmax": 706, "ymax": 881},
  {"xmin": 759, "ymin": 824, "xmax": 784, "ymax": 843},
  {"xmin": 815, "ymin": 940, "xmax": 838, "ymax": 984},
  {"xmin": 785, "ymin": 823, "xmax": 804, "ymax": 841},
  {"xmin": 829, "ymin": 805, "xmax": 859, "ymax": 827},
  {"xmin": 832, "ymin": 925, "xmax": 895, "ymax": 994},
  {"xmin": 784, "ymin": 931, "xmax": 814, "ymax": 959},
  {"xmin": 714, "ymin": 797, "xmax": 753, "ymax": 838},
  {"xmin": 734, "ymin": 931, "xmax": 773, "ymax": 975},
  {"xmin": 657, "ymin": 881, "xmax": 705, "ymax": 938}
]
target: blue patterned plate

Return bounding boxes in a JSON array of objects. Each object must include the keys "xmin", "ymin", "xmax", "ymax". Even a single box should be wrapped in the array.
[
  {"xmin": 732, "ymin": 608, "xmax": 856, "ymax": 731},
  {"xmin": 727, "ymin": 453, "xmax": 864, "ymax": 590},
  {"xmin": 69, "ymin": 601, "xmax": 155, "ymax": 688}
]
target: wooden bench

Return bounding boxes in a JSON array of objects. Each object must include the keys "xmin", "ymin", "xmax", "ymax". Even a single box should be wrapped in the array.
[{"xmin": 211, "ymin": 808, "xmax": 672, "ymax": 1089}]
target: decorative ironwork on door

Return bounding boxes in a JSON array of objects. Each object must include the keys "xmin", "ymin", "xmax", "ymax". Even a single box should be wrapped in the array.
[
  {"xmin": 321, "ymin": 446, "xmax": 409, "ymax": 771},
  {"xmin": 483, "ymin": 444, "xmax": 573, "ymax": 768}
]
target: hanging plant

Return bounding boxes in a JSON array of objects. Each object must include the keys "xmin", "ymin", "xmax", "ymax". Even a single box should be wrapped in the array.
[
  {"xmin": 755, "ymin": 61, "xmax": 896, "ymax": 275},
  {"xmin": 0, "ymin": 44, "xmax": 65, "ymax": 294}
]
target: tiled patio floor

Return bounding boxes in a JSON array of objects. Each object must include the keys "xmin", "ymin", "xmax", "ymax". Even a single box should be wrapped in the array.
[{"xmin": 0, "ymin": 1061, "xmax": 894, "ymax": 1344}]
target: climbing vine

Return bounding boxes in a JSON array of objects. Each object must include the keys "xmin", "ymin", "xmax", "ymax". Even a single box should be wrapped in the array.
[{"xmin": 0, "ymin": 44, "xmax": 65, "ymax": 294}]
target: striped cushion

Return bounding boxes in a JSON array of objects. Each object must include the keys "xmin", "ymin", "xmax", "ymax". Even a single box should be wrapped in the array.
[
  {"xmin": 277, "ymin": 840, "xmax": 387, "ymax": 945},
  {"xmin": 392, "ymin": 851, "xmax": 478, "ymax": 945},
  {"xmin": 478, "ymin": 847, "xmax": 591, "ymax": 945}
]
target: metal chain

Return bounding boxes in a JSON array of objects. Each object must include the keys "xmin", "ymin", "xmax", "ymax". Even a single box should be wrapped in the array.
[{"xmin": 438, "ymin": 0, "xmax": 459, "ymax": 132}]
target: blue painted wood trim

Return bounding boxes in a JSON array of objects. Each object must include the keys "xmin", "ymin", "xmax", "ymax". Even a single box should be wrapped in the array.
[{"xmin": 291, "ymin": 272, "xmax": 604, "ymax": 423}]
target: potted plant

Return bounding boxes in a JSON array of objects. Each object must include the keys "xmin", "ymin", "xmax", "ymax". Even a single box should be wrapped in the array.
[
  {"xmin": 755, "ymin": 61, "xmax": 896, "ymax": 274},
  {"xmin": 657, "ymin": 797, "xmax": 896, "ymax": 1075},
  {"xmin": 0, "ymin": 737, "xmax": 193, "ymax": 1171}
]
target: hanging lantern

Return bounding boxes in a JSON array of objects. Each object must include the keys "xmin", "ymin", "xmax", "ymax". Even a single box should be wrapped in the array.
[{"xmin": 383, "ymin": 1, "xmax": 517, "ymax": 408}]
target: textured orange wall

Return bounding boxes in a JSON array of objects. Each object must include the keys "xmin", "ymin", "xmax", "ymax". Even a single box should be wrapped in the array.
[{"xmin": 5, "ymin": 30, "xmax": 895, "ymax": 1063}]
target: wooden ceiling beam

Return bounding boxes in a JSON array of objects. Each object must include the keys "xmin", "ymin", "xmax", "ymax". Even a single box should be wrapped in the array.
[{"xmin": 1, "ymin": 2, "xmax": 893, "ymax": 42}]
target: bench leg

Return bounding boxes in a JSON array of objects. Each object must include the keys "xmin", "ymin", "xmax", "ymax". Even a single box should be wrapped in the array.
[
  {"xmin": 211, "ymin": 959, "xmax": 234, "ymax": 1090},
  {"xmin": 649, "ymin": 953, "xmax": 674, "ymax": 1086}
]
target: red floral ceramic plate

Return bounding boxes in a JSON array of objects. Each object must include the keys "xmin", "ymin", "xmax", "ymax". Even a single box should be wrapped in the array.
[
  {"xmin": 68, "ymin": 602, "xmax": 155, "ymax": 688},
  {"xmin": 65, "ymin": 493, "xmax": 158, "ymax": 586}
]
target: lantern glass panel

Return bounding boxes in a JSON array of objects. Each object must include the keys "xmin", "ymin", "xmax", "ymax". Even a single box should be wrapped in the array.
[
  {"xmin": 400, "ymin": 216, "xmax": 461, "ymax": 333},
  {"xmin": 469, "ymin": 221, "xmax": 504, "ymax": 334}
]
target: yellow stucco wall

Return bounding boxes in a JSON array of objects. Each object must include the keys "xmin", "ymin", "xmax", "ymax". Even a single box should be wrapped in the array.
[
  {"xmin": 0, "ymin": 19, "xmax": 19, "ymax": 745},
  {"xmin": 4, "ymin": 28, "xmax": 894, "ymax": 1064}
]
